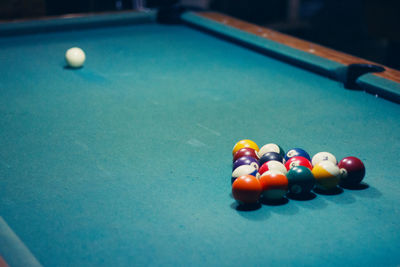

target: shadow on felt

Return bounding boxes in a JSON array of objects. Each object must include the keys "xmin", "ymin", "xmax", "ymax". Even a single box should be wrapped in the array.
[
  {"xmin": 286, "ymin": 192, "xmax": 316, "ymax": 201},
  {"xmin": 340, "ymin": 182, "xmax": 369, "ymax": 190},
  {"xmin": 63, "ymin": 65, "xmax": 83, "ymax": 70},
  {"xmin": 260, "ymin": 197, "xmax": 289, "ymax": 206},
  {"xmin": 314, "ymin": 186, "xmax": 344, "ymax": 195},
  {"xmin": 230, "ymin": 202, "xmax": 261, "ymax": 211}
]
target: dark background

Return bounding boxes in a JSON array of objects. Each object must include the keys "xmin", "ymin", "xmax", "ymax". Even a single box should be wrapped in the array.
[{"xmin": 1, "ymin": 0, "xmax": 399, "ymax": 70}]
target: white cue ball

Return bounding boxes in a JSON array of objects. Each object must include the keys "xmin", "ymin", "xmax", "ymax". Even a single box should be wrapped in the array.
[{"xmin": 65, "ymin": 47, "xmax": 86, "ymax": 68}]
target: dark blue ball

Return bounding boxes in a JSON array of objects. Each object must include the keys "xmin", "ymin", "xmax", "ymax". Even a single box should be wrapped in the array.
[
  {"xmin": 258, "ymin": 152, "xmax": 284, "ymax": 166},
  {"xmin": 284, "ymin": 148, "xmax": 311, "ymax": 162}
]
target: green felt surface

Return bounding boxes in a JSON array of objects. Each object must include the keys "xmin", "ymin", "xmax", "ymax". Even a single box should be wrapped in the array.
[{"xmin": 0, "ymin": 13, "xmax": 400, "ymax": 267}]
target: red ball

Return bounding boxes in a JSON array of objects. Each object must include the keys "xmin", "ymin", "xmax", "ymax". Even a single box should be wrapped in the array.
[
  {"xmin": 338, "ymin": 156, "xmax": 365, "ymax": 186},
  {"xmin": 232, "ymin": 175, "xmax": 262, "ymax": 204},
  {"xmin": 233, "ymin": 147, "xmax": 259, "ymax": 162},
  {"xmin": 285, "ymin": 156, "xmax": 313, "ymax": 171},
  {"xmin": 258, "ymin": 160, "xmax": 287, "ymax": 176},
  {"xmin": 259, "ymin": 162, "xmax": 271, "ymax": 176}
]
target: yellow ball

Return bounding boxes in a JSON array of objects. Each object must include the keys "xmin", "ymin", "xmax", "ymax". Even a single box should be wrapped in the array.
[
  {"xmin": 312, "ymin": 161, "xmax": 340, "ymax": 190},
  {"xmin": 232, "ymin": 139, "xmax": 259, "ymax": 156}
]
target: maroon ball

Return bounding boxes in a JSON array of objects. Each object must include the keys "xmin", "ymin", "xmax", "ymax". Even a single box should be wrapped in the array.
[
  {"xmin": 338, "ymin": 156, "xmax": 365, "ymax": 186},
  {"xmin": 233, "ymin": 147, "xmax": 259, "ymax": 162}
]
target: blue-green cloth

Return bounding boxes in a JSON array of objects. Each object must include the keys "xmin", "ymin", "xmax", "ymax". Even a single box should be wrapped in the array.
[{"xmin": 0, "ymin": 12, "xmax": 400, "ymax": 267}]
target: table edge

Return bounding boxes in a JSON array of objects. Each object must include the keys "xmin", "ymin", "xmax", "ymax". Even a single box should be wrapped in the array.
[
  {"xmin": 0, "ymin": 10, "xmax": 157, "ymax": 36},
  {"xmin": 194, "ymin": 12, "xmax": 400, "ymax": 84}
]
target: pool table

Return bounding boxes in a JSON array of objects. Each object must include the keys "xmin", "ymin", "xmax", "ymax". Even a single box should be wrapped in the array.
[{"xmin": 1, "ymin": 7, "xmax": 400, "ymax": 267}]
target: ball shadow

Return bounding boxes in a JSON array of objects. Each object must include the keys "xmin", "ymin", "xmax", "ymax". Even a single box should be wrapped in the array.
[
  {"xmin": 340, "ymin": 182, "xmax": 369, "ymax": 190},
  {"xmin": 269, "ymin": 202, "xmax": 300, "ymax": 216},
  {"xmin": 260, "ymin": 197, "xmax": 289, "ymax": 206},
  {"xmin": 343, "ymin": 182, "xmax": 381, "ymax": 199},
  {"xmin": 314, "ymin": 187, "xmax": 344, "ymax": 196},
  {"xmin": 63, "ymin": 65, "xmax": 83, "ymax": 70},
  {"xmin": 324, "ymin": 191, "xmax": 357, "ymax": 205},
  {"xmin": 230, "ymin": 202, "xmax": 261, "ymax": 211},
  {"xmin": 287, "ymin": 192, "xmax": 316, "ymax": 201}
]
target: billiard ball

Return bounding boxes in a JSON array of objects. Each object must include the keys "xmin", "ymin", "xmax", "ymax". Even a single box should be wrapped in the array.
[
  {"xmin": 65, "ymin": 47, "xmax": 86, "ymax": 68},
  {"xmin": 233, "ymin": 156, "xmax": 259, "ymax": 171},
  {"xmin": 286, "ymin": 166, "xmax": 316, "ymax": 196},
  {"xmin": 284, "ymin": 148, "xmax": 311, "ymax": 162},
  {"xmin": 233, "ymin": 147, "xmax": 259, "ymax": 162},
  {"xmin": 258, "ymin": 160, "xmax": 287, "ymax": 176},
  {"xmin": 232, "ymin": 139, "xmax": 259, "ymax": 156},
  {"xmin": 338, "ymin": 156, "xmax": 365, "ymax": 186},
  {"xmin": 231, "ymin": 165, "xmax": 258, "ymax": 184},
  {"xmin": 259, "ymin": 152, "xmax": 284, "ymax": 166},
  {"xmin": 232, "ymin": 175, "xmax": 262, "ymax": 204},
  {"xmin": 259, "ymin": 172, "xmax": 288, "ymax": 200},
  {"xmin": 285, "ymin": 156, "xmax": 313, "ymax": 171},
  {"xmin": 312, "ymin": 152, "xmax": 337, "ymax": 166},
  {"xmin": 259, "ymin": 169, "xmax": 284, "ymax": 178},
  {"xmin": 258, "ymin": 143, "xmax": 285, "ymax": 158},
  {"xmin": 312, "ymin": 161, "xmax": 341, "ymax": 191}
]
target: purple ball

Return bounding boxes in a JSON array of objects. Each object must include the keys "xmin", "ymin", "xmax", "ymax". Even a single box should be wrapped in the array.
[{"xmin": 233, "ymin": 156, "xmax": 259, "ymax": 171}]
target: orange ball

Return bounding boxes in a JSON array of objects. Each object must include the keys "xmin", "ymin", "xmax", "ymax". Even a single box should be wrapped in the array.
[
  {"xmin": 232, "ymin": 175, "xmax": 262, "ymax": 204},
  {"xmin": 259, "ymin": 172, "xmax": 289, "ymax": 200}
]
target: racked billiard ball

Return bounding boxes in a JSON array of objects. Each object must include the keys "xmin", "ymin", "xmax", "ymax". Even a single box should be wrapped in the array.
[
  {"xmin": 259, "ymin": 172, "xmax": 288, "ymax": 200},
  {"xmin": 312, "ymin": 152, "xmax": 337, "ymax": 166},
  {"xmin": 258, "ymin": 143, "xmax": 285, "ymax": 158},
  {"xmin": 312, "ymin": 161, "xmax": 341, "ymax": 191},
  {"xmin": 259, "ymin": 152, "xmax": 284, "ymax": 166},
  {"xmin": 285, "ymin": 156, "xmax": 313, "ymax": 171},
  {"xmin": 232, "ymin": 139, "xmax": 259, "ymax": 156},
  {"xmin": 284, "ymin": 148, "xmax": 311, "ymax": 162},
  {"xmin": 338, "ymin": 156, "xmax": 365, "ymax": 186},
  {"xmin": 233, "ymin": 156, "xmax": 259, "ymax": 171},
  {"xmin": 233, "ymin": 147, "xmax": 259, "ymax": 162},
  {"xmin": 259, "ymin": 160, "xmax": 287, "ymax": 176},
  {"xmin": 232, "ymin": 175, "xmax": 262, "ymax": 204},
  {"xmin": 231, "ymin": 165, "xmax": 258, "ymax": 184},
  {"xmin": 286, "ymin": 166, "xmax": 316, "ymax": 196}
]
